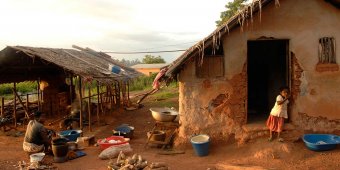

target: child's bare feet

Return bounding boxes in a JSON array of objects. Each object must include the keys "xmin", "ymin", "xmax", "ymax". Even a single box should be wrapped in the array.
[{"xmin": 278, "ymin": 138, "xmax": 284, "ymax": 142}]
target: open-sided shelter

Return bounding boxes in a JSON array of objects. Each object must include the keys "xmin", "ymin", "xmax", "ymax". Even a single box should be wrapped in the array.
[{"xmin": 0, "ymin": 45, "xmax": 140, "ymax": 130}]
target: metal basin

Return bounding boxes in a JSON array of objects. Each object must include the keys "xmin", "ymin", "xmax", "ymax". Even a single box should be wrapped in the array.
[{"xmin": 150, "ymin": 107, "xmax": 178, "ymax": 122}]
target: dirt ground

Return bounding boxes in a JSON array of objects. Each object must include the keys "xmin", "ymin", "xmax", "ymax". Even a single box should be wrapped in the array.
[{"xmin": 0, "ymin": 93, "xmax": 340, "ymax": 170}]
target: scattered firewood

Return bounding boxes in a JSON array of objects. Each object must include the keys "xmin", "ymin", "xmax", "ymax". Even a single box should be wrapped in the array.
[{"xmin": 108, "ymin": 152, "xmax": 168, "ymax": 170}]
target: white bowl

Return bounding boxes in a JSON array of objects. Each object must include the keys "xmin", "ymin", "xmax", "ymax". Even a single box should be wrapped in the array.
[
  {"xmin": 30, "ymin": 152, "xmax": 45, "ymax": 163},
  {"xmin": 150, "ymin": 107, "xmax": 178, "ymax": 122}
]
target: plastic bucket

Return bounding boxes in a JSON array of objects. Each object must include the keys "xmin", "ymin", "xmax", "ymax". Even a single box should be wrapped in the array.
[
  {"xmin": 190, "ymin": 134, "xmax": 210, "ymax": 157},
  {"xmin": 109, "ymin": 64, "xmax": 121, "ymax": 74},
  {"xmin": 30, "ymin": 153, "xmax": 45, "ymax": 163}
]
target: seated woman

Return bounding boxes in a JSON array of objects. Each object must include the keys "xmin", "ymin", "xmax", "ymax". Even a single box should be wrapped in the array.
[{"xmin": 23, "ymin": 111, "xmax": 54, "ymax": 154}]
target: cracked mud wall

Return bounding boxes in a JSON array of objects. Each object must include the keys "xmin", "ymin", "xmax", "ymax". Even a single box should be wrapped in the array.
[{"xmin": 175, "ymin": 61, "xmax": 247, "ymax": 145}]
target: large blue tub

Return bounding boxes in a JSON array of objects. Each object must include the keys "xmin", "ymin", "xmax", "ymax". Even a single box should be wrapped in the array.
[
  {"xmin": 302, "ymin": 134, "xmax": 340, "ymax": 151},
  {"xmin": 190, "ymin": 134, "xmax": 210, "ymax": 157}
]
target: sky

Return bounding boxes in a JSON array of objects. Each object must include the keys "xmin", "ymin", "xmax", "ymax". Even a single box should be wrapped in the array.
[{"xmin": 0, "ymin": 0, "xmax": 229, "ymax": 63}]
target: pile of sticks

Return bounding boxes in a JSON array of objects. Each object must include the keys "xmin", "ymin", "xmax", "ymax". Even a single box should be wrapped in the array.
[{"xmin": 108, "ymin": 151, "xmax": 168, "ymax": 170}]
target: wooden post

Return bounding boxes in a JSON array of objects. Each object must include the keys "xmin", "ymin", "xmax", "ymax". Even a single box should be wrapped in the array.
[
  {"xmin": 88, "ymin": 83, "xmax": 92, "ymax": 132},
  {"xmin": 37, "ymin": 79, "xmax": 41, "ymax": 111},
  {"xmin": 12, "ymin": 89, "xmax": 30, "ymax": 118},
  {"xmin": 13, "ymin": 82, "xmax": 17, "ymax": 127},
  {"xmin": 70, "ymin": 76, "xmax": 73, "ymax": 104},
  {"xmin": 78, "ymin": 77, "xmax": 83, "ymax": 129},
  {"xmin": 26, "ymin": 94, "xmax": 29, "ymax": 118},
  {"xmin": 110, "ymin": 84, "xmax": 114, "ymax": 113},
  {"xmin": 127, "ymin": 81, "xmax": 130, "ymax": 103},
  {"xmin": 96, "ymin": 82, "xmax": 100, "ymax": 126},
  {"xmin": 100, "ymin": 89, "xmax": 104, "ymax": 116},
  {"xmin": 115, "ymin": 81, "xmax": 121, "ymax": 107},
  {"xmin": 1, "ymin": 97, "xmax": 4, "ymax": 117}
]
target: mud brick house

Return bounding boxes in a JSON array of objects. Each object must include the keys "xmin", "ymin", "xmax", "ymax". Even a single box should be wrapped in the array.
[
  {"xmin": 131, "ymin": 64, "xmax": 168, "ymax": 76},
  {"xmin": 166, "ymin": 0, "xmax": 340, "ymax": 144}
]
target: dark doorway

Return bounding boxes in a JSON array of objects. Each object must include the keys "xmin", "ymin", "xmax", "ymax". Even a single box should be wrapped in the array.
[{"xmin": 247, "ymin": 40, "xmax": 289, "ymax": 123}]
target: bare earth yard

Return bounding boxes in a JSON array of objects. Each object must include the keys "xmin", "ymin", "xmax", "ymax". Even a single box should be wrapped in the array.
[{"xmin": 0, "ymin": 89, "xmax": 339, "ymax": 170}]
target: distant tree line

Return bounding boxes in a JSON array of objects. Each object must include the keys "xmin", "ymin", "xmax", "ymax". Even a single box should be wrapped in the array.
[
  {"xmin": 216, "ymin": 0, "xmax": 247, "ymax": 26},
  {"xmin": 114, "ymin": 55, "xmax": 166, "ymax": 67}
]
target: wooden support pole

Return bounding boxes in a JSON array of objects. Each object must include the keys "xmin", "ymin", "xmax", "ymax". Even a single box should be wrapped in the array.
[
  {"xmin": 115, "ymin": 81, "xmax": 121, "ymax": 107},
  {"xmin": 13, "ymin": 83, "xmax": 17, "ymax": 127},
  {"xmin": 1, "ymin": 97, "xmax": 4, "ymax": 117},
  {"xmin": 127, "ymin": 81, "xmax": 130, "ymax": 104},
  {"xmin": 78, "ymin": 77, "xmax": 83, "ymax": 129},
  {"xmin": 110, "ymin": 84, "xmax": 113, "ymax": 113},
  {"xmin": 12, "ymin": 89, "xmax": 30, "ymax": 118},
  {"xmin": 100, "ymin": 88, "xmax": 104, "ymax": 116},
  {"xmin": 70, "ymin": 76, "xmax": 73, "ymax": 104},
  {"xmin": 88, "ymin": 83, "xmax": 92, "ymax": 132},
  {"xmin": 37, "ymin": 79, "xmax": 41, "ymax": 111},
  {"xmin": 96, "ymin": 82, "xmax": 100, "ymax": 126},
  {"xmin": 26, "ymin": 94, "xmax": 29, "ymax": 118}
]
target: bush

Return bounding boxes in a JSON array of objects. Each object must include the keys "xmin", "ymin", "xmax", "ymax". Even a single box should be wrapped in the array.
[
  {"xmin": 0, "ymin": 81, "xmax": 37, "ymax": 95},
  {"xmin": 129, "ymin": 73, "xmax": 157, "ymax": 91},
  {"xmin": 0, "ymin": 84, "xmax": 12, "ymax": 95}
]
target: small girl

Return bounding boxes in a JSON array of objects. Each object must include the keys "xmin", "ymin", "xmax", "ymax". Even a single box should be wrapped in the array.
[{"xmin": 266, "ymin": 86, "xmax": 290, "ymax": 142}]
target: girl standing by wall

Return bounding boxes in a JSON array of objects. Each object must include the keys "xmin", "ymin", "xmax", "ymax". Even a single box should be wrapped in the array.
[{"xmin": 266, "ymin": 86, "xmax": 290, "ymax": 142}]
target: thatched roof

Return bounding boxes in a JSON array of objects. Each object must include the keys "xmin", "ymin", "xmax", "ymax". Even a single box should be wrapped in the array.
[
  {"xmin": 165, "ymin": 0, "xmax": 275, "ymax": 76},
  {"xmin": 0, "ymin": 46, "xmax": 141, "ymax": 84}
]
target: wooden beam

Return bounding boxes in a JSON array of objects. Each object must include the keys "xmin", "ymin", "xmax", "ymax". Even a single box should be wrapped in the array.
[
  {"xmin": 37, "ymin": 79, "xmax": 41, "ymax": 111},
  {"xmin": 99, "ymin": 88, "xmax": 104, "ymax": 116},
  {"xmin": 26, "ymin": 94, "xmax": 29, "ymax": 117},
  {"xmin": 1, "ymin": 97, "xmax": 4, "ymax": 117},
  {"xmin": 70, "ymin": 75, "xmax": 73, "ymax": 104},
  {"xmin": 12, "ymin": 88, "xmax": 30, "ymax": 118},
  {"xmin": 13, "ymin": 83, "xmax": 17, "ymax": 127},
  {"xmin": 88, "ymin": 83, "xmax": 92, "ymax": 132},
  {"xmin": 96, "ymin": 82, "xmax": 100, "ymax": 126},
  {"xmin": 78, "ymin": 77, "xmax": 83, "ymax": 129}
]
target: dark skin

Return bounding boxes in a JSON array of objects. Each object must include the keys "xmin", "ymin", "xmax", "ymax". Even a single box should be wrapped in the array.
[
  {"xmin": 269, "ymin": 89, "xmax": 290, "ymax": 141},
  {"xmin": 35, "ymin": 116, "xmax": 52, "ymax": 152},
  {"xmin": 277, "ymin": 89, "xmax": 290, "ymax": 105}
]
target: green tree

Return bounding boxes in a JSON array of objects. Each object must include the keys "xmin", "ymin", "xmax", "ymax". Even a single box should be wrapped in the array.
[
  {"xmin": 142, "ymin": 55, "xmax": 166, "ymax": 64},
  {"xmin": 216, "ymin": 0, "xmax": 246, "ymax": 27}
]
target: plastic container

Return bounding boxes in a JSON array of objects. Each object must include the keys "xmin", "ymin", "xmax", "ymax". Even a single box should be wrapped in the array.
[
  {"xmin": 113, "ymin": 125, "xmax": 134, "ymax": 138},
  {"xmin": 97, "ymin": 136, "xmax": 128, "ymax": 150},
  {"xmin": 58, "ymin": 130, "xmax": 82, "ymax": 141},
  {"xmin": 51, "ymin": 138, "xmax": 68, "ymax": 163},
  {"xmin": 30, "ymin": 153, "xmax": 45, "ymax": 163},
  {"xmin": 190, "ymin": 134, "xmax": 210, "ymax": 157},
  {"xmin": 302, "ymin": 134, "xmax": 340, "ymax": 151},
  {"xmin": 109, "ymin": 64, "xmax": 121, "ymax": 74}
]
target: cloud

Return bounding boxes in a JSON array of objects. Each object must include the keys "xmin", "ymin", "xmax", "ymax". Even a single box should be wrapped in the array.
[{"xmin": 0, "ymin": 0, "xmax": 228, "ymax": 62}]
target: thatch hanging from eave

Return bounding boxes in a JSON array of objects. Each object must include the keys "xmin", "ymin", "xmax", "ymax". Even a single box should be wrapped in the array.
[
  {"xmin": 0, "ymin": 46, "xmax": 141, "ymax": 84},
  {"xmin": 165, "ymin": 0, "xmax": 274, "ymax": 77}
]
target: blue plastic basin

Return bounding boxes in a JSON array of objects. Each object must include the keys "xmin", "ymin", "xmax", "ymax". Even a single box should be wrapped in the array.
[
  {"xmin": 302, "ymin": 134, "xmax": 340, "ymax": 151},
  {"xmin": 113, "ymin": 124, "xmax": 134, "ymax": 138},
  {"xmin": 58, "ymin": 130, "xmax": 82, "ymax": 141},
  {"xmin": 190, "ymin": 134, "xmax": 210, "ymax": 157}
]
